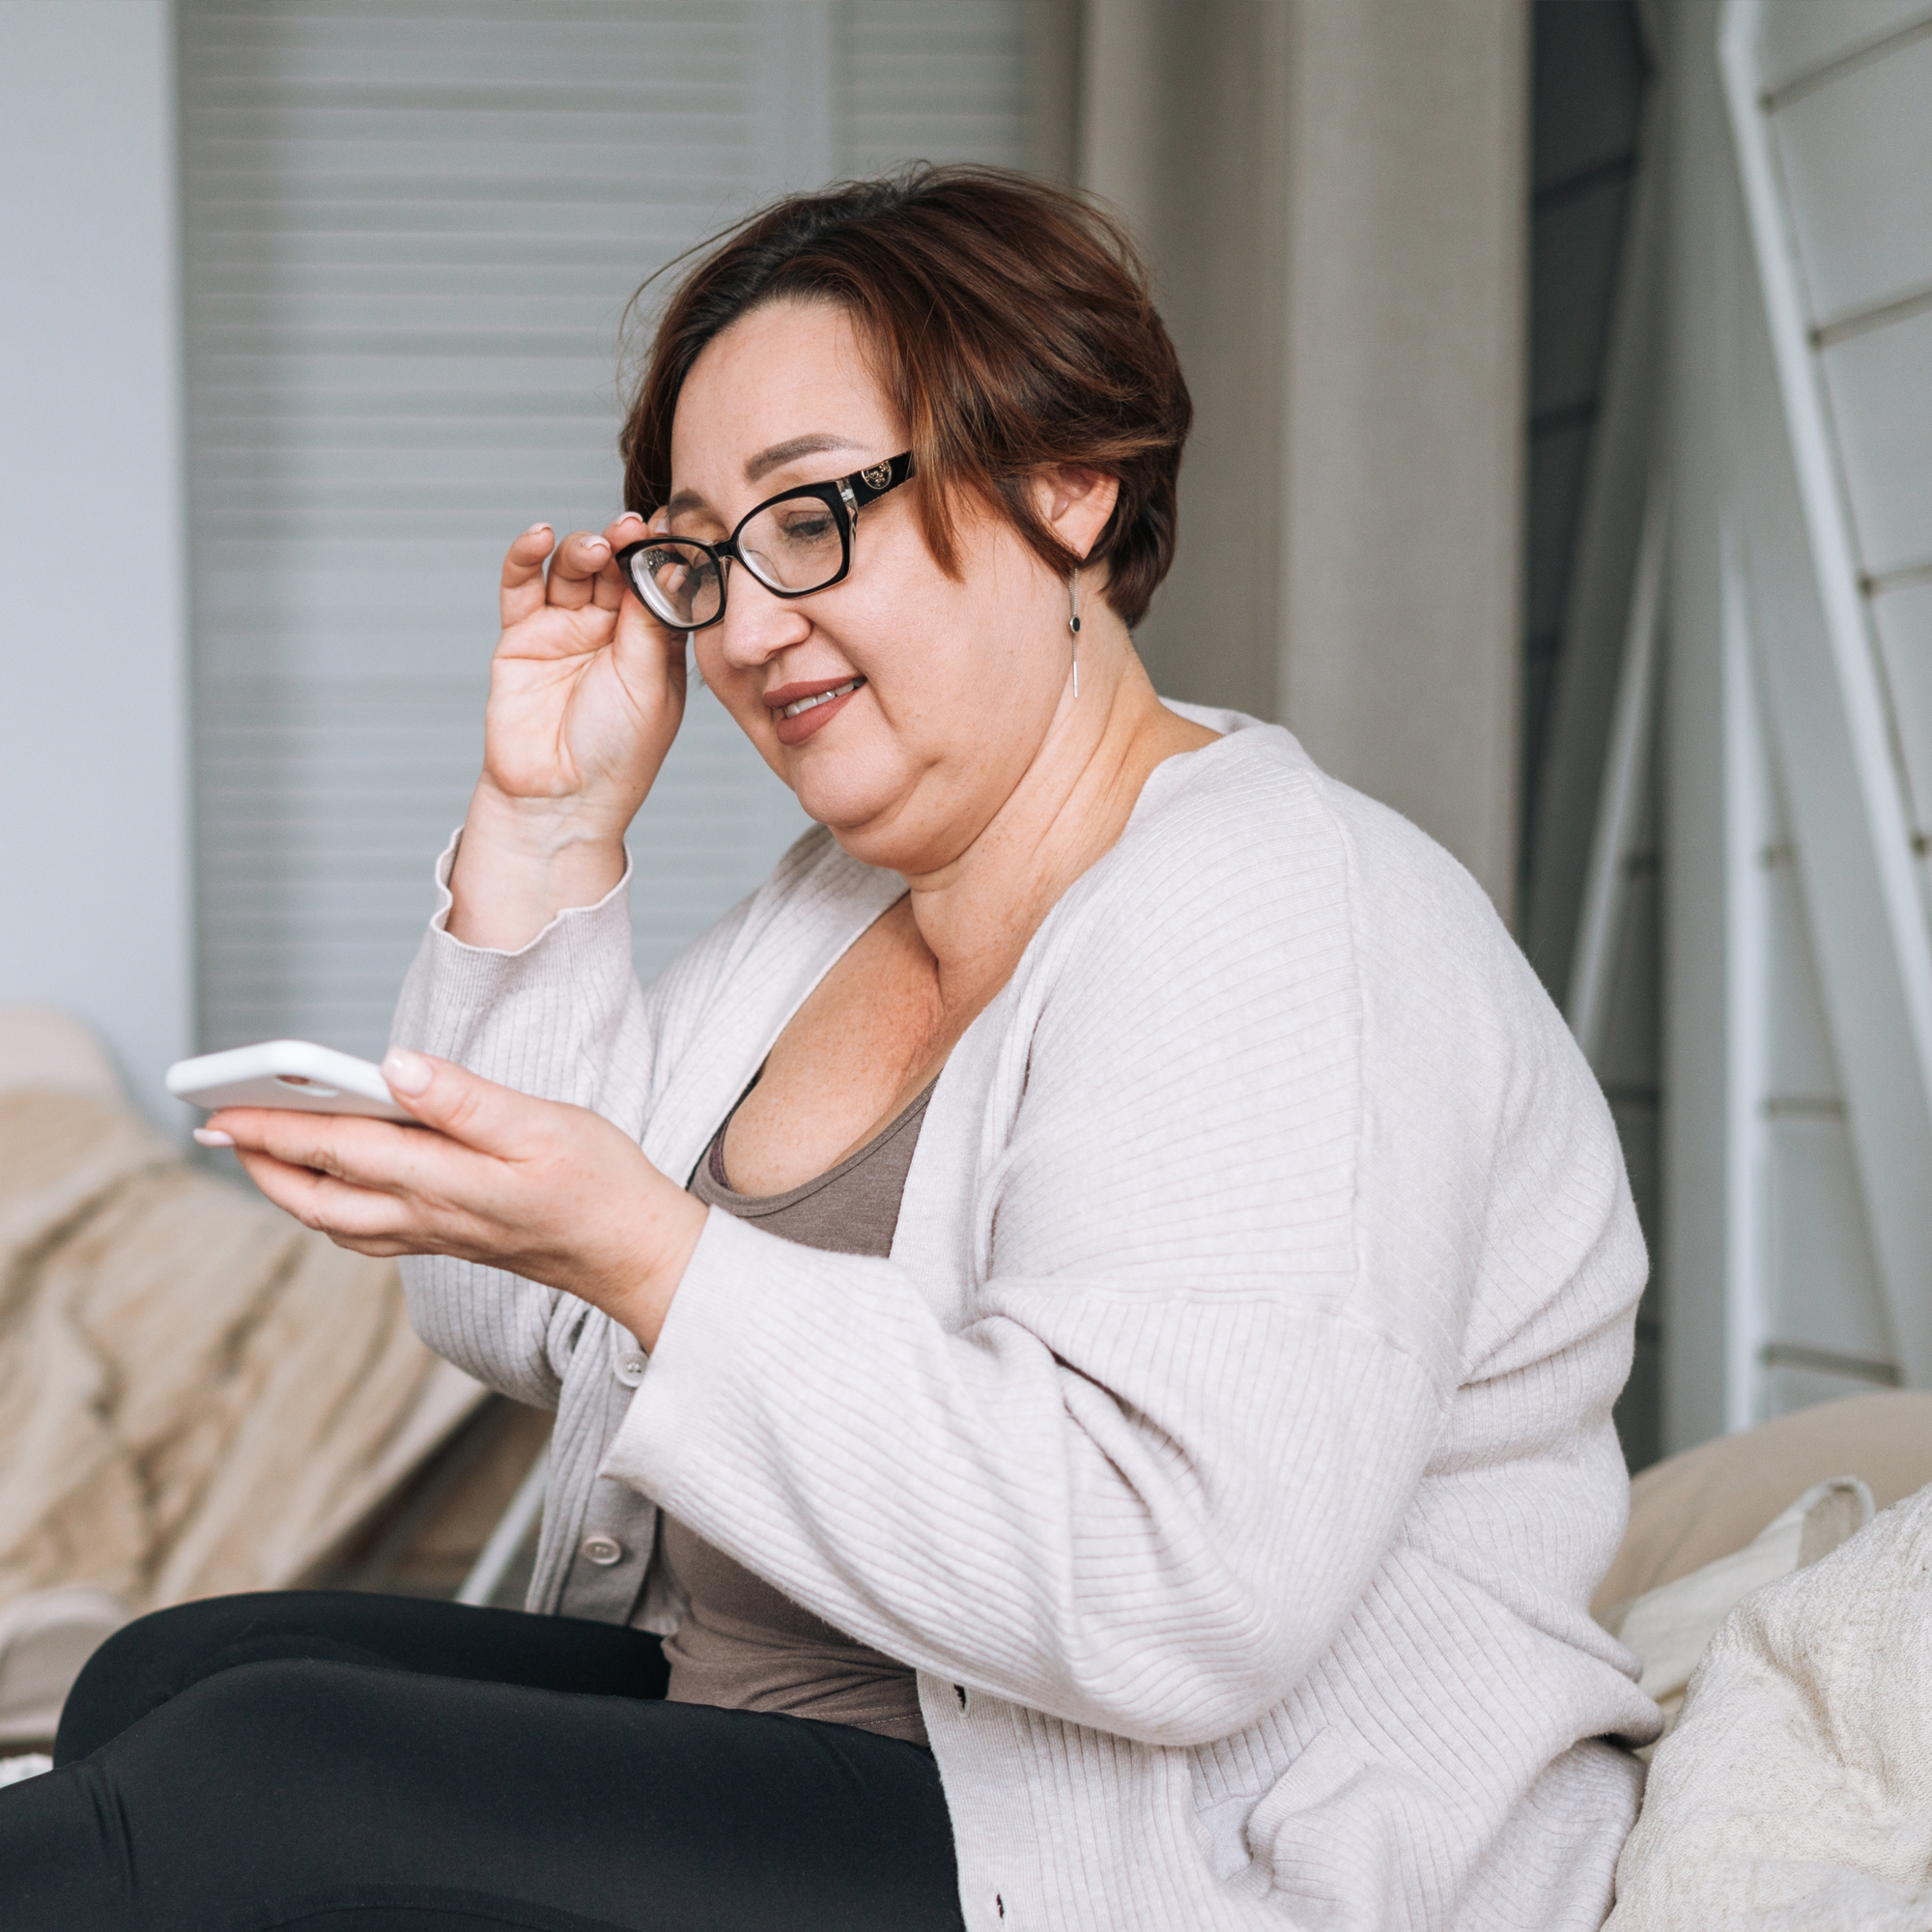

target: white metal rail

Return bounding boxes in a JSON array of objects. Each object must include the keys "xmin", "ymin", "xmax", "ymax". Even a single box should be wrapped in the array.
[{"xmin": 1719, "ymin": 0, "xmax": 1932, "ymax": 1388}]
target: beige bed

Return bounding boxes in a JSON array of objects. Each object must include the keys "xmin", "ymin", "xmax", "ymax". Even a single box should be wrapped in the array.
[{"xmin": 0, "ymin": 1007, "xmax": 489, "ymax": 1745}]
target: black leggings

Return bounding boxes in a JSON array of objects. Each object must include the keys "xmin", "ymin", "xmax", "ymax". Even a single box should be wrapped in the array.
[{"xmin": 0, "ymin": 1591, "xmax": 964, "ymax": 1931}]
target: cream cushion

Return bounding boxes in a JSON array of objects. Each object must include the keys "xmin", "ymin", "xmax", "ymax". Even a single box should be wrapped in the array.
[{"xmin": 1597, "ymin": 1388, "xmax": 1932, "ymax": 1616}]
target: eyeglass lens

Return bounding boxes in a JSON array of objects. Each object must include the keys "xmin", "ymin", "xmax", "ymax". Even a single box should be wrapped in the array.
[
  {"xmin": 629, "ymin": 540, "xmax": 722, "ymax": 628},
  {"xmin": 626, "ymin": 493, "xmax": 848, "ymax": 628},
  {"xmin": 739, "ymin": 497, "xmax": 844, "ymax": 592}
]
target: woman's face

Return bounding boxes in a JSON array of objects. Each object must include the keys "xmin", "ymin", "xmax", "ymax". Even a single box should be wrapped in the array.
[{"xmin": 666, "ymin": 298, "xmax": 1082, "ymax": 876}]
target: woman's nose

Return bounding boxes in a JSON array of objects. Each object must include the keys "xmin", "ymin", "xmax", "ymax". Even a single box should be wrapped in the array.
[{"xmin": 713, "ymin": 566, "xmax": 812, "ymax": 669}]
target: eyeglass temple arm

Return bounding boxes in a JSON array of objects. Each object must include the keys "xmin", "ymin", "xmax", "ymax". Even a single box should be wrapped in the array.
[{"xmin": 842, "ymin": 451, "xmax": 917, "ymax": 512}]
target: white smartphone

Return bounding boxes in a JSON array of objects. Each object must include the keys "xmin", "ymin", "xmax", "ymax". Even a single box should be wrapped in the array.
[{"xmin": 165, "ymin": 1039, "xmax": 414, "ymax": 1122}]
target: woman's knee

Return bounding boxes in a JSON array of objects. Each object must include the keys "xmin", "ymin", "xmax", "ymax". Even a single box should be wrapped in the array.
[
  {"xmin": 17, "ymin": 1662, "xmax": 429, "ymax": 1931},
  {"xmin": 58, "ymin": 1597, "xmax": 231, "ymax": 1764},
  {"xmin": 56, "ymin": 1593, "xmax": 395, "ymax": 1766},
  {"xmin": 90, "ymin": 1656, "xmax": 405, "ymax": 1804}
]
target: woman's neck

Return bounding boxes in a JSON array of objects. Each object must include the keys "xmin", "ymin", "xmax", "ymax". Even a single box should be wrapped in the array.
[{"xmin": 900, "ymin": 642, "xmax": 1218, "ymax": 1016}]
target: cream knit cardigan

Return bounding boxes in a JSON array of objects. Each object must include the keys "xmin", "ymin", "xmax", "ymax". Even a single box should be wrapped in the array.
[{"xmin": 394, "ymin": 709, "xmax": 1659, "ymax": 1932}]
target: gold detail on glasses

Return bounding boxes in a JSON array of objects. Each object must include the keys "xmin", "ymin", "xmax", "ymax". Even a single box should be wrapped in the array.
[{"xmin": 860, "ymin": 461, "xmax": 894, "ymax": 491}]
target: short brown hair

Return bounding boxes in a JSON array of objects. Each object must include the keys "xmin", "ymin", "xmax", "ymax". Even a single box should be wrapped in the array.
[{"xmin": 619, "ymin": 164, "xmax": 1191, "ymax": 631}]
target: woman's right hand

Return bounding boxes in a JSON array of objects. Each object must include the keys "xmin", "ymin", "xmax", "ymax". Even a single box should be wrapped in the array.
[{"xmin": 448, "ymin": 512, "xmax": 688, "ymax": 949}]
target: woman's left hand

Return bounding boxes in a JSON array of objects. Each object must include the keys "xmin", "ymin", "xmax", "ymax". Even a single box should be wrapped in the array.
[{"xmin": 201, "ymin": 1050, "xmax": 705, "ymax": 1350}]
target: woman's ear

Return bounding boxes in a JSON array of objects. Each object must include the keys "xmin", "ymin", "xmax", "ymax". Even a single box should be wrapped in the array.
[{"xmin": 1034, "ymin": 466, "xmax": 1120, "ymax": 561}]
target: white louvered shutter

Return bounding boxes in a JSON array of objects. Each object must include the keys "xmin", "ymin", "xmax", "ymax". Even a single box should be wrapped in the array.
[{"xmin": 181, "ymin": 0, "xmax": 1035, "ymax": 1061}]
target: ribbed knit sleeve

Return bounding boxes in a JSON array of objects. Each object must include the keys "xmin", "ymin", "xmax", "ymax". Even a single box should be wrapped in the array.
[
  {"xmin": 615, "ymin": 1212, "xmax": 1442, "ymax": 1746},
  {"xmin": 389, "ymin": 835, "xmax": 730, "ymax": 1408}
]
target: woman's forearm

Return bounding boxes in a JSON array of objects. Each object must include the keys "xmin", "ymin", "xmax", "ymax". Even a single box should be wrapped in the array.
[
  {"xmin": 446, "ymin": 781, "xmax": 630, "ymax": 951},
  {"xmin": 383, "ymin": 845, "xmax": 674, "ymax": 1396},
  {"xmin": 210, "ymin": 1051, "xmax": 706, "ymax": 1355}
]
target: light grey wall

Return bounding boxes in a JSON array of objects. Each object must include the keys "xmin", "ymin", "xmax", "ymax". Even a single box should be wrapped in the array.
[
  {"xmin": 0, "ymin": 0, "xmax": 192, "ymax": 1128},
  {"xmin": 1085, "ymin": 0, "xmax": 1528, "ymax": 919},
  {"xmin": 1275, "ymin": 0, "xmax": 1526, "ymax": 920},
  {"xmin": 1089, "ymin": 0, "xmax": 1293, "ymax": 744}
]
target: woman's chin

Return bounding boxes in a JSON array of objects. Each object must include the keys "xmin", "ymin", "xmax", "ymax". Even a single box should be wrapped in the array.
[
  {"xmin": 790, "ymin": 773, "xmax": 927, "ymax": 868},
  {"xmin": 796, "ymin": 783, "xmax": 899, "ymax": 849},
  {"xmin": 781, "ymin": 737, "xmax": 892, "ymax": 827}
]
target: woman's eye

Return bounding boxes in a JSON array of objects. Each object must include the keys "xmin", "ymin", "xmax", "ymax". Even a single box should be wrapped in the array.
[{"xmin": 777, "ymin": 514, "xmax": 835, "ymax": 545}]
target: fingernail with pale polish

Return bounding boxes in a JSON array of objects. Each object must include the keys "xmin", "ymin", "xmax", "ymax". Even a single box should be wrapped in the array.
[
  {"xmin": 582, "ymin": 536, "xmax": 610, "ymax": 555},
  {"xmin": 382, "ymin": 1048, "xmax": 434, "ymax": 1095},
  {"xmin": 525, "ymin": 522, "xmax": 553, "ymax": 538},
  {"xmin": 194, "ymin": 1127, "xmax": 235, "ymax": 1148}
]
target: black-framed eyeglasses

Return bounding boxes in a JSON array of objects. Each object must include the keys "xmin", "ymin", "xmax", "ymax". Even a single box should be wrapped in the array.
[{"xmin": 616, "ymin": 451, "xmax": 917, "ymax": 632}]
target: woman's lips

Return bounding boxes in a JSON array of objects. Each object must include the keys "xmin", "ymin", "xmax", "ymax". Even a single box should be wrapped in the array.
[{"xmin": 769, "ymin": 677, "xmax": 865, "ymax": 746}]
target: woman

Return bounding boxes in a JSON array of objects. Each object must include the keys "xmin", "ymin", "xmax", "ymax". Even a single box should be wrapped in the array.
[{"xmin": 1, "ymin": 167, "xmax": 1658, "ymax": 1930}]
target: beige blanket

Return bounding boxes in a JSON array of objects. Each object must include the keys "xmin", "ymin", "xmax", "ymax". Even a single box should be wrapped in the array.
[
  {"xmin": 0, "ymin": 1088, "xmax": 481, "ymax": 1611},
  {"xmin": 1609, "ymin": 1479, "xmax": 1932, "ymax": 1931}
]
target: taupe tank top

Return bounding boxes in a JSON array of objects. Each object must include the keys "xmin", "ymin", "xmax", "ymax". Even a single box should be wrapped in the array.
[{"xmin": 660, "ymin": 1076, "xmax": 937, "ymax": 1747}]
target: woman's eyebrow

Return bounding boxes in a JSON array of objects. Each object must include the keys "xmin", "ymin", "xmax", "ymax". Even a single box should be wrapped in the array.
[
  {"xmin": 663, "ymin": 434, "xmax": 866, "ymax": 518},
  {"xmin": 744, "ymin": 433, "xmax": 863, "ymax": 484}
]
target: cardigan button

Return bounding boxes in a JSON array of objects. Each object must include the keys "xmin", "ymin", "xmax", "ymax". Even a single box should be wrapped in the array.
[
  {"xmin": 615, "ymin": 1353, "xmax": 646, "ymax": 1387},
  {"xmin": 581, "ymin": 1535, "xmax": 623, "ymax": 1566}
]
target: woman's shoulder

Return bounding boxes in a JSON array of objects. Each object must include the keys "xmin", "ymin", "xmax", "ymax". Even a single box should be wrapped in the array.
[
  {"xmin": 1090, "ymin": 709, "xmax": 1509, "ymax": 975},
  {"xmin": 1092, "ymin": 717, "xmax": 1614, "ymax": 1198},
  {"xmin": 1052, "ymin": 711, "xmax": 1583, "ymax": 1123}
]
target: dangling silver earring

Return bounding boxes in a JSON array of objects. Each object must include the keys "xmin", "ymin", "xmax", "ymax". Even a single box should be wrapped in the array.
[{"xmin": 1067, "ymin": 568, "xmax": 1082, "ymax": 698}]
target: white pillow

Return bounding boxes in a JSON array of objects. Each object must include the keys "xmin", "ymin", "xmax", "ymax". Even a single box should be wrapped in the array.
[{"xmin": 1598, "ymin": 1476, "xmax": 1873, "ymax": 1740}]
